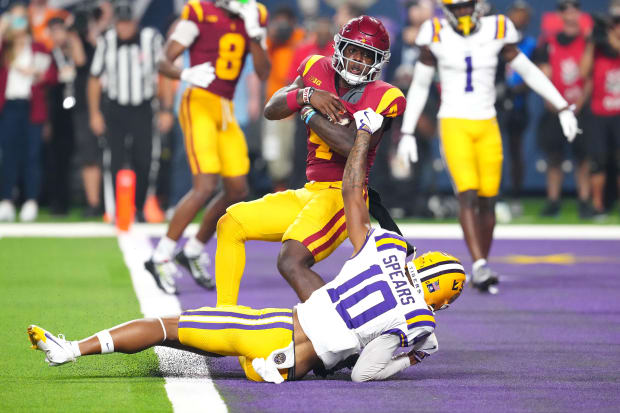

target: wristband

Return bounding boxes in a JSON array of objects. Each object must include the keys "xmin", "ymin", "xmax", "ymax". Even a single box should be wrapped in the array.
[
  {"xmin": 286, "ymin": 89, "xmax": 301, "ymax": 112},
  {"xmin": 305, "ymin": 111, "xmax": 316, "ymax": 125},
  {"xmin": 302, "ymin": 87, "xmax": 315, "ymax": 105},
  {"xmin": 300, "ymin": 106, "xmax": 316, "ymax": 124}
]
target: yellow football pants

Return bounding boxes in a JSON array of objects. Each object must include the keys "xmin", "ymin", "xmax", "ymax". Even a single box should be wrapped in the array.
[{"xmin": 178, "ymin": 305, "xmax": 293, "ymax": 382}]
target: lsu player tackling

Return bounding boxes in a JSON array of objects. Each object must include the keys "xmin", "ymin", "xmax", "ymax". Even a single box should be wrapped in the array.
[
  {"xmin": 215, "ymin": 16, "xmax": 409, "ymax": 307},
  {"xmin": 397, "ymin": 0, "xmax": 580, "ymax": 292},
  {"xmin": 145, "ymin": 0, "xmax": 270, "ymax": 293},
  {"xmin": 27, "ymin": 108, "xmax": 465, "ymax": 383}
]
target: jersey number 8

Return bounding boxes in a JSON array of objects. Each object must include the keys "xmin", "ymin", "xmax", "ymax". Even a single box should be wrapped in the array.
[{"xmin": 216, "ymin": 33, "xmax": 246, "ymax": 80}]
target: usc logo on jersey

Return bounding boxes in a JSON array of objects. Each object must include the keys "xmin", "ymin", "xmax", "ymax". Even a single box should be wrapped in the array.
[{"xmin": 309, "ymin": 76, "xmax": 322, "ymax": 87}]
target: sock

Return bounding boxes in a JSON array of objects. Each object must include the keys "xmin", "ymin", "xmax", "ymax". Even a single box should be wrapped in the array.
[
  {"xmin": 472, "ymin": 258, "xmax": 487, "ymax": 273},
  {"xmin": 215, "ymin": 213, "xmax": 247, "ymax": 306},
  {"xmin": 183, "ymin": 236, "xmax": 206, "ymax": 258},
  {"xmin": 96, "ymin": 330, "xmax": 115, "ymax": 354},
  {"xmin": 153, "ymin": 236, "xmax": 177, "ymax": 263},
  {"xmin": 70, "ymin": 341, "xmax": 81, "ymax": 357}
]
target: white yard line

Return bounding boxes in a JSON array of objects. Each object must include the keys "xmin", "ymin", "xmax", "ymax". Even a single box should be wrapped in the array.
[
  {"xmin": 117, "ymin": 231, "xmax": 227, "ymax": 413},
  {"xmin": 2, "ymin": 222, "xmax": 620, "ymax": 239}
]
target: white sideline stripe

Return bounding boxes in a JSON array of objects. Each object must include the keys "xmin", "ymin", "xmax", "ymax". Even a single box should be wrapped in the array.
[
  {"xmin": 117, "ymin": 232, "xmax": 227, "ymax": 413},
  {"xmin": 2, "ymin": 222, "xmax": 620, "ymax": 239}
]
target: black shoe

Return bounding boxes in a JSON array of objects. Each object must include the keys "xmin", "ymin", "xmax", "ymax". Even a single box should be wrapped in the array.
[
  {"xmin": 540, "ymin": 200, "xmax": 561, "ymax": 217},
  {"xmin": 83, "ymin": 205, "xmax": 102, "ymax": 218},
  {"xmin": 175, "ymin": 250, "xmax": 215, "ymax": 290},
  {"xmin": 578, "ymin": 200, "xmax": 594, "ymax": 219}
]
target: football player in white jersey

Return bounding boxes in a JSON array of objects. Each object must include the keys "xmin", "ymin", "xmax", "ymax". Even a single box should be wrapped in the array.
[
  {"xmin": 397, "ymin": 0, "xmax": 580, "ymax": 292},
  {"xmin": 26, "ymin": 109, "xmax": 465, "ymax": 383}
]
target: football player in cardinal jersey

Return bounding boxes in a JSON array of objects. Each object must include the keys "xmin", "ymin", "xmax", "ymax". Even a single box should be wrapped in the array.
[
  {"xmin": 215, "ymin": 16, "xmax": 408, "ymax": 306},
  {"xmin": 27, "ymin": 108, "xmax": 465, "ymax": 384},
  {"xmin": 397, "ymin": 0, "xmax": 581, "ymax": 292},
  {"xmin": 145, "ymin": 0, "xmax": 270, "ymax": 294}
]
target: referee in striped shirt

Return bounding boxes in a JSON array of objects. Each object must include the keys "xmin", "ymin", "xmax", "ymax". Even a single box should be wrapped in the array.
[{"xmin": 87, "ymin": 2, "xmax": 171, "ymax": 220}]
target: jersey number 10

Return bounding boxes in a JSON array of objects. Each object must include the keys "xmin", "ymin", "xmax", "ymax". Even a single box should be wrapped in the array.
[{"xmin": 327, "ymin": 265, "xmax": 397, "ymax": 329}]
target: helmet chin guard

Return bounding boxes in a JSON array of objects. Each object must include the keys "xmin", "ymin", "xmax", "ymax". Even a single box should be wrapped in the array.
[
  {"xmin": 441, "ymin": 0, "xmax": 487, "ymax": 36},
  {"xmin": 331, "ymin": 16, "xmax": 391, "ymax": 86}
]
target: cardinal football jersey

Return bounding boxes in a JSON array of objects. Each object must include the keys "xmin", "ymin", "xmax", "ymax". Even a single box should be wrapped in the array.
[
  {"xmin": 297, "ymin": 55, "xmax": 406, "ymax": 182},
  {"xmin": 416, "ymin": 15, "xmax": 519, "ymax": 119},
  {"xmin": 180, "ymin": 1, "xmax": 267, "ymax": 100},
  {"xmin": 296, "ymin": 228, "xmax": 435, "ymax": 369}
]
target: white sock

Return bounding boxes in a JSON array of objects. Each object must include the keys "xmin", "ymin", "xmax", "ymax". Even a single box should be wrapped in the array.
[
  {"xmin": 70, "ymin": 341, "xmax": 81, "ymax": 357},
  {"xmin": 153, "ymin": 236, "xmax": 177, "ymax": 262},
  {"xmin": 472, "ymin": 258, "xmax": 487, "ymax": 273},
  {"xmin": 184, "ymin": 236, "xmax": 205, "ymax": 258},
  {"xmin": 96, "ymin": 330, "xmax": 115, "ymax": 354}
]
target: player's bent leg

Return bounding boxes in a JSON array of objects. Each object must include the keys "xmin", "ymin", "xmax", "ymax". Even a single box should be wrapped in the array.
[
  {"xmin": 167, "ymin": 174, "xmax": 219, "ymax": 241},
  {"xmin": 215, "ymin": 212, "xmax": 249, "ymax": 306},
  {"xmin": 277, "ymin": 240, "xmax": 325, "ymax": 302}
]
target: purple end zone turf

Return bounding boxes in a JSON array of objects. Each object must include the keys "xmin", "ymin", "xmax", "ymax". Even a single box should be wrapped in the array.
[{"xmin": 159, "ymin": 237, "xmax": 620, "ymax": 412}]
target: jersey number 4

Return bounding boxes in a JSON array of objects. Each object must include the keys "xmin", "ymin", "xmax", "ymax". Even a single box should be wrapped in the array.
[
  {"xmin": 216, "ymin": 33, "xmax": 245, "ymax": 80},
  {"xmin": 327, "ymin": 265, "xmax": 397, "ymax": 329}
]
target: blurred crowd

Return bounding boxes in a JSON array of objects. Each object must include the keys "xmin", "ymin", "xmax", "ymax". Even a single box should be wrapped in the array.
[{"xmin": 0, "ymin": 0, "xmax": 619, "ymax": 222}]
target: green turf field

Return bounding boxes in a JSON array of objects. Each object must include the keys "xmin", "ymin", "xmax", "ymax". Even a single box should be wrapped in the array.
[
  {"xmin": 32, "ymin": 197, "xmax": 619, "ymax": 225},
  {"xmin": 0, "ymin": 238, "xmax": 171, "ymax": 412}
]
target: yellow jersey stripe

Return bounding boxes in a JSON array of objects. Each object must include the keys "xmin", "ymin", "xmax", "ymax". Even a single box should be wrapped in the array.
[
  {"xmin": 375, "ymin": 237, "xmax": 408, "ymax": 249},
  {"xmin": 375, "ymin": 87, "xmax": 405, "ymax": 116},
  {"xmin": 432, "ymin": 17, "xmax": 442, "ymax": 43},
  {"xmin": 406, "ymin": 314, "xmax": 436, "ymax": 325},
  {"xmin": 496, "ymin": 15, "xmax": 506, "ymax": 39},
  {"xmin": 303, "ymin": 55, "xmax": 324, "ymax": 76},
  {"xmin": 189, "ymin": 0, "xmax": 204, "ymax": 23},
  {"xmin": 257, "ymin": 3, "xmax": 268, "ymax": 26}
]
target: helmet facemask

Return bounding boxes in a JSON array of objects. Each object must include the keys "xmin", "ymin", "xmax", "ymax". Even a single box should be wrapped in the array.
[
  {"xmin": 332, "ymin": 34, "xmax": 390, "ymax": 86},
  {"xmin": 442, "ymin": 0, "xmax": 486, "ymax": 36}
]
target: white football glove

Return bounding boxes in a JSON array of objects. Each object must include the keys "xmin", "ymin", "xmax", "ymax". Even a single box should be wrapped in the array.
[
  {"xmin": 180, "ymin": 62, "xmax": 216, "ymax": 89},
  {"xmin": 238, "ymin": 0, "xmax": 265, "ymax": 41},
  {"xmin": 353, "ymin": 108, "xmax": 384, "ymax": 134},
  {"xmin": 397, "ymin": 133, "xmax": 419, "ymax": 164},
  {"xmin": 558, "ymin": 104, "xmax": 581, "ymax": 143}
]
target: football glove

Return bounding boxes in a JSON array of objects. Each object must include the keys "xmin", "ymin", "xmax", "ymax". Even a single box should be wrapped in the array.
[
  {"xmin": 181, "ymin": 62, "xmax": 216, "ymax": 89},
  {"xmin": 238, "ymin": 0, "xmax": 266, "ymax": 41},
  {"xmin": 397, "ymin": 133, "xmax": 418, "ymax": 164},
  {"xmin": 558, "ymin": 105, "xmax": 581, "ymax": 143},
  {"xmin": 353, "ymin": 108, "xmax": 384, "ymax": 134}
]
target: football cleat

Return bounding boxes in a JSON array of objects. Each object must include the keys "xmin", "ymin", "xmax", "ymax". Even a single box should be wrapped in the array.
[
  {"xmin": 471, "ymin": 263, "xmax": 499, "ymax": 293},
  {"xmin": 410, "ymin": 251, "xmax": 466, "ymax": 311},
  {"xmin": 144, "ymin": 259, "xmax": 178, "ymax": 294},
  {"xmin": 175, "ymin": 250, "xmax": 215, "ymax": 290},
  {"xmin": 27, "ymin": 325, "xmax": 76, "ymax": 366}
]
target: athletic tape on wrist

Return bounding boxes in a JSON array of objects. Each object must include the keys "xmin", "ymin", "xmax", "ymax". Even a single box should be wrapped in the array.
[
  {"xmin": 286, "ymin": 89, "xmax": 301, "ymax": 111},
  {"xmin": 96, "ymin": 330, "xmax": 115, "ymax": 354}
]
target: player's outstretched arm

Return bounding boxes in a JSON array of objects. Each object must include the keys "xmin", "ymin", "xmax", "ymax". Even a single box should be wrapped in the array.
[
  {"xmin": 400, "ymin": 47, "xmax": 436, "ymax": 137},
  {"xmin": 248, "ymin": 39, "xmax": 270, "ymax": 81},
  {"xmin": 343, "ymin": 109, "xmax": 383, "ymax": 253},
  {"xmin": 503, "ymin": 44, "xmax": 580, "ymax": 141}
]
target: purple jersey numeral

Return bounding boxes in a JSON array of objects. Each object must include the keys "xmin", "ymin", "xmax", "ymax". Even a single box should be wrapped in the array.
[
  {"xmin": 465, "ymin": 56, "xmax": 474, "ymax": 92},
  {"xmin": 327, "ymin": 265, "xmax": 397, "ymax": 329}
]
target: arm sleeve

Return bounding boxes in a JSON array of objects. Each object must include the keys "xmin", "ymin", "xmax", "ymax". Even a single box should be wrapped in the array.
[
  {"xmin": 503, "ymin": 17, "xmax": 520, "ymax": 45},
  {"xmin": 415, "ymin": 19, "xmax": 434, "ymax": 47},
  {"xmin": 509, "ymin": 52, "xmax": 568, "ymax": 110},
  {"xmin": 169, "ymin": 19, "xmax": 199, "ymax": 47},
  {"xmin": 90, "ymin": 35, "xmax": 106, "ymax": 77},
  {"xmin": 400, "ymin": 61, "xmax": 435, "ymax": 134},
  {"xmin": 350, "ymin": 334, "xmax": 411, "ymax": 382}
]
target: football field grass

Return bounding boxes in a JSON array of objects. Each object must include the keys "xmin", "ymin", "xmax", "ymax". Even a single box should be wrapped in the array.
[{"xmin": 0, "ymin": 238, "xmax": 171, "ymax": 412}]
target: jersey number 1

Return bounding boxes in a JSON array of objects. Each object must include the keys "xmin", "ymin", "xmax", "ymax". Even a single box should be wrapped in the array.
[
  {"xmin": 216, "ymin": 33, "xmax": 246, "ymax": 80},
  {"xmin": 465, "ymin": 56, "xmax": 474, "ymax": 92},
  {"xmin": 327, "ymin": 265, "xmax": 397, "ymax": 329}
]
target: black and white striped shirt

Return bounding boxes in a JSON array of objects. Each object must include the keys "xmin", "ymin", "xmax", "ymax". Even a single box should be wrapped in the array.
[{"xmin": 90, "ymin": 27, "xmax": 163, "ymax": 106}]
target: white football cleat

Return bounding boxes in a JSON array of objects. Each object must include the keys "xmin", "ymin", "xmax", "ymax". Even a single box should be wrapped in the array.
[
  {"xmin": 27, "ymin": 325, "xmax": 76, "ymax": 366},
  {"xmin": 175, "ymin": 250, "xmax": 215, "ymax": 290},
  {"xmin": 0, "ymin": 200, "xmax": 16, "ymax": 222},
  {"xmin": 144, "ymin": 259, "xmax": 178, "ymax": 294},
  {"xmin": 19, "ymin": 200, "xmax": 38, "ymax": 222}
]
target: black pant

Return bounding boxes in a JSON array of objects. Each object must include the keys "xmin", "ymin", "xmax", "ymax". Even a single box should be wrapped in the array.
[{"xmin": 104, "ymin": 101, "xmax": 153, "ymax": 211}]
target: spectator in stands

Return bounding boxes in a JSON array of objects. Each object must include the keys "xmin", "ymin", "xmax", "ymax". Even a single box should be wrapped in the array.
[
  {"xmin": 262, "ymin": 6, "xmax": 305, "ymax": 190},
  {"xmin": 535, "ymin": 0, "xmax": 592, "ymax": 218},
  {"xmin": 499, "ymin": 0, "xmax": 537, "ymax": 216},
  {"xmin": 580, "ymin": 1, "xmax": 620, "ymax": 217},
  {"xmin": 28, "ymin": 0, "xmax": 70, "ymax": 51},
  {"xmin": 0, "ymin": 2, "xmax": 56, "ymax": 222},
  {"xmin": 87, "ymin": 1, "xmax": 165, "ymax": 222},
  {"xmin": 45, "ymin": 17, "xmax": 85, "ymax": 216}
]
